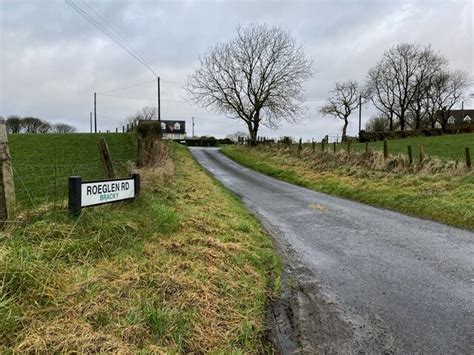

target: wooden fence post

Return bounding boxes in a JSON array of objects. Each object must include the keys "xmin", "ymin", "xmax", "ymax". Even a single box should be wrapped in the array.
[
  {"xmin": 383, "ymin": 139, "xmax": 388, "ymax": 159},
  {"xmin": 333, "ymin": 142, "xmax": 336, "ymax": 153},
  {"xmin": 419, "ymin": 145, "xmax": 424, "ymax": 164},
  {"xmin": 312, "ymin": 139, "xmax": 315, "ymax": 152},
  {"xmin": 321, "ymin": 140, "xmax": 325, "ymax": 152},
  {"xmin": 465, "ymin": 147, "xmax": 471, "ymax": 168},
  {"xmin": 407, "ymin": 145, "xmax": 413, "ymax": 165},
  {"xmin": 98, "ymin": 137, "xmax": 116, "ymax": 178},
  {"xmin": 0, "ymin": 122, "xmax": 16, "ymax": 226},
  {"xmin": 298, "ymin": 138, "xmax": 302, "ymax": 152}
]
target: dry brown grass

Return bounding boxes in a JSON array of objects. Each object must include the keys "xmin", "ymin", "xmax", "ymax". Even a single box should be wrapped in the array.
[{"xmin": 1, "ymin": 143, "xmax": 279, "ymax": 352}]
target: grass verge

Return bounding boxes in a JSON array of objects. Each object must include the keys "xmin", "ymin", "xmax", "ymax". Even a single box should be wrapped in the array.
[
  {"xmin": 0, "ymin": 143, "xmax": 280, "ymax": 352},
  {"xmin": 306, "ymin": 132, "xmax": 473, "ymax": 161},
  {"xmin": 221, "ymin": 145, "xmax": 474, "ymax": 230}
]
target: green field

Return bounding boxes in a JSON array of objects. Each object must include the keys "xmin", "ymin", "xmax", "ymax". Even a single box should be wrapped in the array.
[
  {"xmin": 9, "ymin": 133, "xmax": 136, "ymax": 208},
  {"xmin": 308, "ymin": 133, "xmax": 473, "ymax": 161}
]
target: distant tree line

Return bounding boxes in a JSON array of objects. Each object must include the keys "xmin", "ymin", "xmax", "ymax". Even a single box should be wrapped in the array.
[
  {"xmin": 0, "ymin": 115, "xmax": 76, "ymax": 134},
  {"xmin": 321, "ymin": 43, "xmax": 471, "ymax": 141}
]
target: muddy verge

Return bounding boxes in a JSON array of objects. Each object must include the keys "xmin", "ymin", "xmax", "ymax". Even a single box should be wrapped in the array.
[{"xmin": 263, "ymin": 228, "xmax": 399, "ymax": 354}]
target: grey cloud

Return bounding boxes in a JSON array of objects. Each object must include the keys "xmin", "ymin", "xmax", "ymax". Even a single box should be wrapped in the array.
[{"xmin": 0, "ymin": 0, "xmax": 472, "ymax": 139}]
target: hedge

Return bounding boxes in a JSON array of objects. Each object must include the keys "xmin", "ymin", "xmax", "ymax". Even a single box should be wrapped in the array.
[{"xmin": 359, "ymin": 129, "xmax": 444, "ymax": 142}]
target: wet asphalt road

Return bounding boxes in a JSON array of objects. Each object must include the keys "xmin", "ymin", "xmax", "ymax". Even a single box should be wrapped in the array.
[{"xmin": 190, "ymin": 147, "xmax": 474, "ymax": 354}]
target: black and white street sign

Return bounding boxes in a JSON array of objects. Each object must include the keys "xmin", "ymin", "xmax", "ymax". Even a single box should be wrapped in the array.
[{"xmin": 68, "ymin": 174, "xmax": 140, "ymax": 215}]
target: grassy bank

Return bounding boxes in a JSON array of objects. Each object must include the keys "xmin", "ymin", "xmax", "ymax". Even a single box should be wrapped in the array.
[
  {"xmin": 1, "ymin": 143, "xmax": 280, "ymax": 352},
  {"xmin": 221, "ymin": 145, "xmax": 474, "ymax": 230},
  {"xmin": 306, "ymin": 133, "xmax": 473, "ymax": 161},
  {"xmin": 9, "ymin": 133, "xmax": 136, "ymax": 207}
]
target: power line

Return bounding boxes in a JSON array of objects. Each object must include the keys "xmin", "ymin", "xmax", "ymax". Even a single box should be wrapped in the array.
[
  {"xmin": 98, "ymin": 93, "xmax": 188, "ymax": 103},
  {"xmin": 65, "ymin": 0, "xmax": 158, "ymax": 77},
  {"xmin": 97, "ymin": 80, "xmax": 156, "ymax": 95},
  {"xmin": 98, "ymin": 94, "xmax": 155, "ymax": 101}
]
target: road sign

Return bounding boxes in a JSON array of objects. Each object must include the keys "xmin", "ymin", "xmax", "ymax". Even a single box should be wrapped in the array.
[{"xmin": 68, "ymin": 174, "xmax": 140, "ymax": 215}]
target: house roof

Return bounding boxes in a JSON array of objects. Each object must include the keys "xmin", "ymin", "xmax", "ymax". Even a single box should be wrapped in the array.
[
  {"xmin": 160, "ymin": 120, "xmax": 186, "ymax": 134},
  {"xmin": 436, "ymin": 109, "xmax": 474, "ymax": 125}
]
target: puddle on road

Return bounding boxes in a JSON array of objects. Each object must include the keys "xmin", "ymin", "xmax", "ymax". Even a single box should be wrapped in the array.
[{"xmin": 309, "ymin": 203, "xmax": 329, "ymax": 212}]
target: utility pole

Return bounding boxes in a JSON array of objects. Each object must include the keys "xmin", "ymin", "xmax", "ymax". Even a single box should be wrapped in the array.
[
  {"xmin": 460, "ymin": 101, "xmax": 464, "ymax": 133},
  {"xmin": 358, "ymin": 94, "xmax": 362, "ymax": 135},
  {"xmin": 94, "ymin": 92, "xmax": 97, "ymax": 133},
  {"xmin": 157, "ymin": 76, "xmax": 161, "ymax": 122},
  {"xmin": 192, "ymin": 116, "xmax": 195, "ymax": 138},
  {"xmin": 89, "ymin": 112, "xmax": 93, "ymax": 133}
]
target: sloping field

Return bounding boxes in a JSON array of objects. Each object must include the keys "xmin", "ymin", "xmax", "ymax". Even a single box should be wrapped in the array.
[{"xmin": 8, "ymin": 133, "xmax": 136, "ymax": 207}]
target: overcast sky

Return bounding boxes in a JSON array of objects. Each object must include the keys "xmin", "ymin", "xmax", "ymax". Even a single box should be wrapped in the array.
[{"xmin": 0, "ymin": 0, "xmax": 473, "ymax": 139}]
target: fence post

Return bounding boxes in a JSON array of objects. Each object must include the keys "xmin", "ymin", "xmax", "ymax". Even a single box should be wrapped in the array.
[
  {"xmin": 383, "ymin": 139, "xmax": 388, "ymax": 159},
  {"xmin": 0, "ymin": 122, "xmax": 15, "ymax": 226},
  {"xmin": 98, "ymin": 137, "xmax": 116, "ymax": 178},
  {"xmin": 122, "ymin": 126, "xmax": 125, "ymax": 133},
  {"xmin": 419, "ymin": 145, "xmax": 424, "ymax": 164},
  {"xmin": 407, "ymin": 145, "xmax": 413, "ymax": 165},
  {"xmin": 465, "ymin": 147, "xmax": 471, "ymax": 168},
  {"xmin": 312, "ymin": 139, "xmax": 315, "ymax": 152},
  {"xmin": 68, "ymin": 176, "xmax": 81, "ymax": 216},
  {"xmin": 333, "ymin": 142, "xmax": 336, "ymax": 153},
  {"xmin": 298, "ymin": 137, "xmax": 302, "ymax": 153}
]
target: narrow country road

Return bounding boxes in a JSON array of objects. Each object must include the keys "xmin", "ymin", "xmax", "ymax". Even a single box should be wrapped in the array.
[{"xmin": 190, "ymin": 147, "xmax": 474, "ymax": 354}]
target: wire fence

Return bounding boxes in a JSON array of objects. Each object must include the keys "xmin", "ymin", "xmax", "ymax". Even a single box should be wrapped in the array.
[
  {"xmin": 12, "ymin": 158, "xmax": 132, "ymax": 212},
  {"xmin": 9, "ymin": 134, "xmax": 136, "ymax": 213}
]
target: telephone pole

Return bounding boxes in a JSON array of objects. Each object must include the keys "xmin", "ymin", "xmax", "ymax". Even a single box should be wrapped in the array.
[
  {"xmin": 157, "ymin": 76, "xmax": 161, "ymax": 122},
  {"xmin": 94, "ymin": 92, "xmax": 97, "ymax": 133},
  {"xmin": 358, "ymin": 94, "xmax": 362, "ymax": 135},
  {"xmin": 192, "ymin": 116, "xmax": 195, "ymax": 138},
  {"xmin": 89, "ymin": 112, "xmax": 93, "ymax": 133}
]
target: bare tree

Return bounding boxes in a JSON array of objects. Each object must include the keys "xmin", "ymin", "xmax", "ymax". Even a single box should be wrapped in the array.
[
  {"xmin": 6, "ymin": 115, "xmax": 22, "ymax": 133},
  {"xmin": 125, "ymin": 106, "xmax": 157, "ymax": 125},
  {"xmin": 366, "ymin": 62, "xmax": 398, "ymax": 131},
  {"xmin": 424, "ymin": 69, "xmax": 470, "ymax": 130},
  {"xmin": 54, "ymin": 123, "xmax": 77, "ymax": 133},
  {"xmin": 186, "ymin": 24, "xmax": 313, "ymax": 142},
  {"xmin": 367, "ymin": 43, "xmax": 446, "ymax": 131},
  {"xmin": 320, "ymin": 81, "xmax": 360, "ymax": 142},
  {"xmin": 37, "ymin": 121, "xmax": 52, "ymax": 133},
  {"xmin": 21, "ymin": 117, "xmax": 44, "ymax": 133}
]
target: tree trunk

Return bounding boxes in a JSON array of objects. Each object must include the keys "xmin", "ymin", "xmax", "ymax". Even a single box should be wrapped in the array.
[
  {"xmin": 400, "ymin": 111, "xmax": 406, "ymax": 131},
  {"xmin": 341, "ymin": 118, "xmax": 349, "ymax": 142},
  {"xmin": 389, "ymin": 113, "xmax": 394, "ymax": 131}
]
